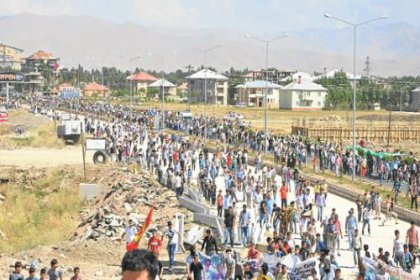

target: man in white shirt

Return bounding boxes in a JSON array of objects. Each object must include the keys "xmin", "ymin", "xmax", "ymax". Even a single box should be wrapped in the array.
[
  {"xmin": 163, "ymin": 221, "xmax": 179, "ymax": 272},
  {"xmin": 393, "ymin": 229, "xmax": 405, "ymax": 269}
]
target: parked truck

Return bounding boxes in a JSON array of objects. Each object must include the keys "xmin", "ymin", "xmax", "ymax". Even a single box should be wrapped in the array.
[{"xmin": 57, "ymin": 113, "xmax": 83, "ymax": 143}]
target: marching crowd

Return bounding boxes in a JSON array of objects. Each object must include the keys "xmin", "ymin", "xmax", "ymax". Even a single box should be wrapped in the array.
[{"xmin": 13, "ymin": 98, "xmax": 420, "ymax": 280}]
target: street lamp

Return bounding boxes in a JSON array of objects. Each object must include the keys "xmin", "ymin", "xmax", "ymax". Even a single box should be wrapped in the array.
[
  {"xmin": 245, "ymin": 33, "xmax": 288, "ymax": 155},
  {"xmin": 149, "ymin": 52, "xmax": 177, "ymax": 131},
  {"xmin": 190, "ymin": 45, "xmax": 222, "ymax": 142},
  {"xmin": 129, "ymin": 55, "xmax": 142, "ymax": 109},
  {"xmin": 324, "ymin": 13, "xmax": 387, "ymax": 181}
]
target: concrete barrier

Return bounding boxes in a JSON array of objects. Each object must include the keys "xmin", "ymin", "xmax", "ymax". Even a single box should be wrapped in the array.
[
  {"xmin": 178, "ymin": 195, "xmax": 208, "ymax": 214},
  {"xmin": 193, "ymin": 212, "xmax": 224, "ymax": 240},
  {"xmin": 188, "ymin": 188, "xmax": 202, "ymax": 203}
]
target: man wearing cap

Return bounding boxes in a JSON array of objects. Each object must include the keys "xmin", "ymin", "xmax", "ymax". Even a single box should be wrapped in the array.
[{"xmin": 163, "ymin": 221, "xmax": 179, "ymax": 272}]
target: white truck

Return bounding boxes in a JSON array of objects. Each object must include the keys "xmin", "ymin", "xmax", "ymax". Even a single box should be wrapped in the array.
[{"xmin": 57, "ymin": 113, "xmax": 83, "ymax": 143}]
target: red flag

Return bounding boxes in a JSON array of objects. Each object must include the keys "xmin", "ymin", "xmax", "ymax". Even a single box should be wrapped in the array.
[{"xmin": 126, "ymin": 204, "xmax": 154, "ymax": 251}]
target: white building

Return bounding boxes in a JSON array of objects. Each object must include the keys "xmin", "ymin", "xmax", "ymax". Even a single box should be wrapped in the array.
[
  {"xmin": 187, "ymin": 69, "xmax": 228, "ymax": 105},
  {"xmin": 148, "ymin": 79, "xmax": 177, "ymax": 98},
  {"xmin": 280, "ymin": 77, "xmax": 327, "ymax": 110},
  {"xmin": 235, "ymin": 80, "xmax": 282, "ymax": 108},
  {"xmin": 280, "ymin": 71, "xmax": 315, "ymax": 83}
]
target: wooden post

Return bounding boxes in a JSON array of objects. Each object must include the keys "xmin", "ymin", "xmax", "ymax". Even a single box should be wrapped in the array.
[{"xmin": 81, "ymin": 122, "xmax": 87, "ymax": 182}]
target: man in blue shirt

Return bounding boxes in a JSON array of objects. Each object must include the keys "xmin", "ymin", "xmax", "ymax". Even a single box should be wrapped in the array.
[
  {"xmin": 345, "ymin": 209, "xmax": 358, "ymax": 251},
  {"xmin": 239, "ymin": 204, "xmax": 251, "ymax": 246}
]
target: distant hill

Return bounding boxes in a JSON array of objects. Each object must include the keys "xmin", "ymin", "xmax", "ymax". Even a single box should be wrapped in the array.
[{"xmin": 0, "ymin": 13, "xmax": 419, "ymax": 76}]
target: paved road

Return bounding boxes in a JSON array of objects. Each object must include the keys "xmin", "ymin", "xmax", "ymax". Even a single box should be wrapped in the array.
[{"xmin": 187, "ymin": 153, "xmax": 420, "ymax": 278}]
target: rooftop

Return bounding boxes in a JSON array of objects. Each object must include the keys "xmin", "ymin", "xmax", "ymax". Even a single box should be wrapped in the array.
[
  {"xmin": 127, "ymin": 71, "xmax": 158, "ymax": 82},
  {"xmin": 0, "ymin": 43, "xmax": 23, "ymax": 52},
  {"xmin": 27, "ymin": 50, "xmax": 56, "ymax": 60},
  {"xmin": 236, "ymin": 80, "xmax": 282, "ymax": 89},
  {"xmin": 282, "ymin": 79, "xmax": 326, "ymax": 91},
  {"xmin": 187, "ymin": 69, "xmax": 228, "ymax": 80},
  {"xmin": 148, "ymin": 79, "xmax": 176, "ymax": 88},
  {"xmin": 84, "ymin": 81, "xmax": 109, "ymax": 92}
]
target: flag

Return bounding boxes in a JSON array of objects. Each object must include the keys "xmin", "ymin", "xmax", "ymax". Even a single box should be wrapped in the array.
[{"xmin": 126, "ymin": 204, "xmax": 154, "ymax": 252}]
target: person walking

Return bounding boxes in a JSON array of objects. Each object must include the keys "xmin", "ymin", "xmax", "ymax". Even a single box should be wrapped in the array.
[
  {"xmin": 189, "ymin": 254, "xmax": 206, "ymax": 280},
  {"xmin": 224, "ymin": 206, "xmax": 236, "ymax": 248},
  {"xmin": 316, "ymin": 191, "xmax": 326, "ymax": 222},
  {"xmin": 410, "ymin": 177, "xmax": 418, "ymax": 211},
  {"xmin": 406, "ymin": 221, "xmax": 419, "ymax": 266},
  {"xmin": 280, "ymin": 182, "xmax": 288, "ymax": 210},
  {"xmin": 393, "ymin": 229, "xmax": 405, "ymax": 269},
  {"xmin": 345, "ymin": 209, "xmax": 358, "ymax": 250},
  {"xmin": 361, "ymin": 206, "xmax": 373, "ymax": 236},
  {"xmin": 351, "ymin": 229, "xmax": 363, "ymax": 267},
  {"xmin": 163, "ymin": 221, "xmax": 179, "ymax": 272},
  {"xmin": 239, "ymin": 204, "xmax": 251, "ymax": 247},
  {"xmin": 217, "ymin": 190, "xmax": 224, "ymax": 218}
]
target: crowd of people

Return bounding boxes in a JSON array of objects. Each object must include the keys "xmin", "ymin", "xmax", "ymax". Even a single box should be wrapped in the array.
[{"xmin": 13, "ymin": 97, "xmax": 420, "ymax": 279}]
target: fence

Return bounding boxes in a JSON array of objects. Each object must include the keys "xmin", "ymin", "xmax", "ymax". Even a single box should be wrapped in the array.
[{"xmin": 291, "ymin": 126, "xmax": 420, "ymax": 144}]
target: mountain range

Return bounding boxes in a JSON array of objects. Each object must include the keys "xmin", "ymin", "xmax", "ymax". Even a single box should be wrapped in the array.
[{"xmin": 1, "ymin": 13, "xmax": 419, "ymax": 77}]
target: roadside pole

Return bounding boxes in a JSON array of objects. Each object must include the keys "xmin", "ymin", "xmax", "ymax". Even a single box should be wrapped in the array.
[{"xmin": 81, "ymin": 122, "xmax": 87, "ymax": 182}]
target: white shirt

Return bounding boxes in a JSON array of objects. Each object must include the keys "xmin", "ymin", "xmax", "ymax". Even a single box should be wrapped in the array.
[
  {"xmin": 165, "ymin": 227, "xmax": 179, "ymax": 245},
  {"xmin": 393, "ymin": 238, "xmax": 404, "ymax": 254}
]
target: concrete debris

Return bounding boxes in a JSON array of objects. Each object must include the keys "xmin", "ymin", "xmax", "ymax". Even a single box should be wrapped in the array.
[{"xmin": 71, "ymin": 169, "xmax": 174, "ymax": 242}]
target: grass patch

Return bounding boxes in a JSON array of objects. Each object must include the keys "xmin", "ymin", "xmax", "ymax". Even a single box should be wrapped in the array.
[
  {"xmin": 0, "ymin": 169, "xmax": 82, "ymax": 252},
  {"xmin": 4, "ymin": 122, "xmax": 65, "ymax": 148}
]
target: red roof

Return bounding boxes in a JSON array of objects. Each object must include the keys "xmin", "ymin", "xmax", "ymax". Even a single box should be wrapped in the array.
[
  {"xmin": 27, "ymin": 50, "xmax": 54, "ymax": 60},
  {"xmin": 127, "ymin": 71, "xmax": 158, "ymax": 82},
  {"xmin": 84, "ymin": 81, "xmax": 109, "ymax": 92},
  {"xmin": 51, "ymin": 83, "xmax": 73, "ymax": 94}
]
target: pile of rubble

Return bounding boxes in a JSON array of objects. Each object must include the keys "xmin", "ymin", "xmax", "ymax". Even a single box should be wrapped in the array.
[{"xmin": 72, "ymin": 169, "xmax": 178, "ymax": 242}]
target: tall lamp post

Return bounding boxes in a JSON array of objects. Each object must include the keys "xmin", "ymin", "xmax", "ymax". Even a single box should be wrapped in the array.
[
  {"xmin": 151, "ymin": 52, "xmax": 176, "ymax": 131},
  {"xmin": 129, "ymin": 55, "xmax": 142, "ymax": 110},
  {"xmin": 324, "ymin": 13, "xmax": 387, "ymax": 181},
  {"xmin": 245, "ymin": 33, "xmax": 288, "ymax": 155},
  {"xmin": 191, "ymin": 45, "xmax": 222, "ymax": 142}
]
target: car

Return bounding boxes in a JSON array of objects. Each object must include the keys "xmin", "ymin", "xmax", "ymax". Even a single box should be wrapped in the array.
[{"xmin": 236, "ymin": 102, "xmax": 247, "ymax": 108}]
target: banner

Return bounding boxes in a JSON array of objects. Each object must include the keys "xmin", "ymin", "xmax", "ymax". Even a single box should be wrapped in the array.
[
  {"xmin": 193, "ymin": 252, "xmax": 226, "ymax": 280},
  {"xmin": 362, "ymin": 257, "xmax": 417, "ymax": 280},
  {"xmin": 289, "ymin": 258, "xmax": 319, "ymax": 280},
  {"xmin": 260, "ymin": 254, "xmax": 318, "ymax": 280}
]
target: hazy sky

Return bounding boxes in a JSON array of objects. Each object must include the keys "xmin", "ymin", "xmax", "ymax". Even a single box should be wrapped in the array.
[{"xmin": 0, "ymin": 0, "xmax": 419, "ymax": 32}]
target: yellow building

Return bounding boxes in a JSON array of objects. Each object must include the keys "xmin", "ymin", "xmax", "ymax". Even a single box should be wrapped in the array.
[{"xmin": 0, "ymin": 43, "xmax": 24, "ymax": 70}]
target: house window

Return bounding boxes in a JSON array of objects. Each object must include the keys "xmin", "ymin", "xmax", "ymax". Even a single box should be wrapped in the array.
[
  {"xmin": 318, "ymin": 92, "xmax": 321, "ymax": 97},
  {"xmin": 318, "ymin": 101, "xmax": 321, "ymax": 106}
]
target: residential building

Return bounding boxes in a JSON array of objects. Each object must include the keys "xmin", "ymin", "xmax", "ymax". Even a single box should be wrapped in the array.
[
  {"xmin": 127, "ymin": 71, "xmax": 158, "ymax": 99},
  {"xmin": 235, "ymin": 80, "xmax": 282, "ymax": 108},
  {"xmin": 83, "ymin": 81, "xmax": 110, "ymax": 98},
  {"xmin": 243, "ymin": 69, "xmax": 296, "ymax": 84},
  {"xmin": 187, "ymin": 69, "xmax": 228, "ymax": 105},
  {"xmin": 177, "ymin": 82, "xmax": 188, "ymax": 95},
  {"xmin": 280, "ymin": 71, "xmax": 315, "ymax": 83},
  {"xmin": 0, "ymin": 43, "xmax": 24, "ymax": 70},
  {"xmin": 279, "ymin": 76, "xmax": 327, "ymax": 110},
  {"xmin": 408, "ymin": 87, "xmax": 420, "ymax": 112},
  {"xmin": 148, "ymin": 79, "xmax": 177, "ymax": 100},
  {"xmin": 21, "ymin": 50, "xmax": 59, "ymax": 73}
]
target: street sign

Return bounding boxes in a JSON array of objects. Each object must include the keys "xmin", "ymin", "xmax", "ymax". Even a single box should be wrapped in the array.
[
  {"xmin": 86, "ymin": 138, "xmax": 106, "ymax": 150},
  {"xmin": 0, "ymin": 73, "xmax": 23, "ymax": 82}
]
